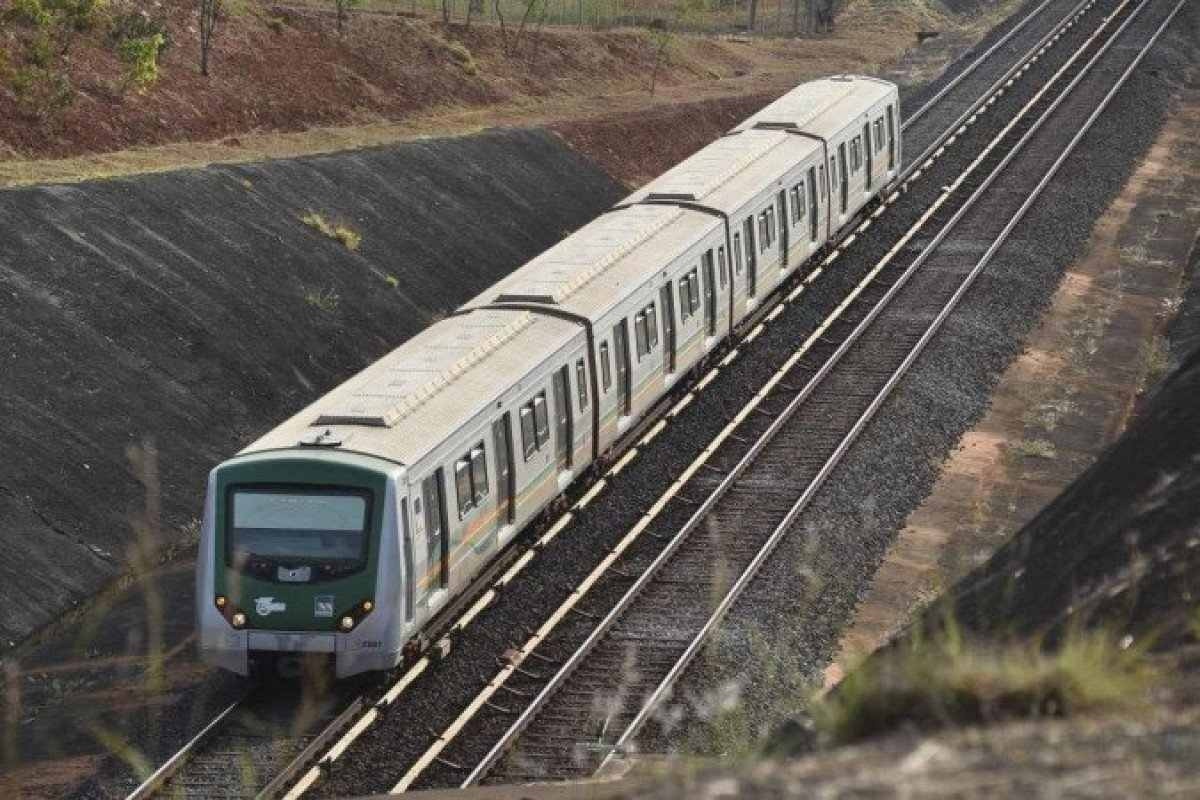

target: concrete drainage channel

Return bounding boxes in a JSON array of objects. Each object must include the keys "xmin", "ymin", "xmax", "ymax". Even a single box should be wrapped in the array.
[{"xmin": 124, "ymin": 0, "xmax": 1143, "ymax": 796}]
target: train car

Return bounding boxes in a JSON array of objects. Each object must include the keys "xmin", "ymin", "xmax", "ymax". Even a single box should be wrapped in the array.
[{"xmin": 197, "ymin": 76, "xmax": 901, "ymax": 678}]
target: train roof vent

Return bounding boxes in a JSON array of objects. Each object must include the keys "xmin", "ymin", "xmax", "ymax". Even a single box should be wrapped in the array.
[
  {"xmin": 494, "ymin": 293, "xmax": 557, "ymax": 305},
  {"xmin": 298, "ymin": 428, "xmax": 343, "ymax": 447},
  {"xmin": 752, "ymin": 121, "xmax": 799, "ymax": 130},
  {"xmin": 646, "ymin": 192, "xmax": 697, "ymax": 202}
]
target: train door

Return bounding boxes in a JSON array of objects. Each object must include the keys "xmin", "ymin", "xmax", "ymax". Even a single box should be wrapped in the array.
[
  {"xmin": 552, "ymin": 365, "xmax": 572, "ymax": 470},
  {"xmin": 808, "ymin": 166, "xmax": 819, "ymax": 243},
  {"xmin": 491, "ymin": 413, "xmax": 515, "ymax": 525},
  {"xmin": 702, "ymin": 250, "xmax": 717, "ymax": 336},
  {"xmin": 661, "ymin": 283, "xmax": 676, "ymax": 375},
  {"xmin": 777, "ymin": 189, "xmax": 789, "ymax": 267},
  {"xmin": 613, "ymin": 320, "xmax": 632, "ymax": 416},
  {"xmin": 863, "ymin": 122, "xmax": 873, "ymax": 191},
  {"xmin": 743, "ymin": 217, "xmax": 757, "ymax": 298},
  {"xmin": 838, "ymin": 142, "xmax": 849, "ymax": 215},
  {"xmin": 886, "ymin": 105, "xmax": 896, "ymax": 170},
  {"xmin": 421, "ymin": 470, "xmax": 449, "ymax": 593}
]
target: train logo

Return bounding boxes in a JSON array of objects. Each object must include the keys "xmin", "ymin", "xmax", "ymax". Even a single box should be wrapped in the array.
[
  {"xmin": 314, "ymin": 596, "xmax": 335, "ymax": 618},
  {"xmin": 254, "ymin": 597, "xmax": 287, "ymax": 616}
]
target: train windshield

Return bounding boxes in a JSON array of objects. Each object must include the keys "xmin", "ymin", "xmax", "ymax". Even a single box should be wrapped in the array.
[{"xmin": 228, "ymin": 487, "xmax": 371, "ymax": 568}]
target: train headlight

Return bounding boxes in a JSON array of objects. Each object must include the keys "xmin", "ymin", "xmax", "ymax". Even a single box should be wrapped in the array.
[
  {"xmin": 340, "ymin": 616, "xmax": 355, "ymax": 631},
  {"xmin": 231, "ymin": 612, "xmax": 246, "ymax": 629},
  {"xmin": 362, "ymin": 600, "xmax": 374, "ymax": 613},
  {"xmin": 215, "ymin": 595, "xmax": 227, "ymax": 609}
]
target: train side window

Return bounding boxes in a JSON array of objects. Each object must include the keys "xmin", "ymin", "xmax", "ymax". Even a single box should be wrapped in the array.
[
  {"xmin": 678, "ymin": 275, "xmax": 692, "ymax": 322},
  {"xmin": 576, "ymin": 359, "xmax": 588, "ymax": 411},
  {"xmin": 819, "ymin": 164, "xmax": 827, "ymax": 199},
  {"xmin": 758, "ymin": 213, "xmax": 768, "ymax": 252},
  {"xmin": 767, "ymin": 207, "xmax": 776, "ymax": 244},
  {"xmin": 634, "ymin": 312, "xmax": 649, "ymax": 359},
  {"xmin": 470, "ymin": 444, "xmax": 488, "ymax": 505},
  {"xmin": 600, "ymin": 342, "xmax": 612, "ymax": 391},
  {"xmin": 646, "ymin": 302, "xmax": 658, "ymax": 348},
  {"xmin": 454, "ymin": 458, "xmax": 474, "ymax": 517},
  {"xmin": 733, "ymin": 233, "xmax": 743, "ymax": 274},
  {"xmin": 533, "ymin": 393, "xmax": 550, "ymax": 448},
  {"xmin": 687, "ymin": 270, "xmax": 701, "ymax": 315},
  {"xmin": 829, "ymin": 156, "xmax": 836, "ymax": 186},
  {"xmin": 520, "ymin": 405, "xmax": 536, "ymax": 459},
  {"xmin": 717, "ymin": 246, "xmax": 728, "ymax": 288}
]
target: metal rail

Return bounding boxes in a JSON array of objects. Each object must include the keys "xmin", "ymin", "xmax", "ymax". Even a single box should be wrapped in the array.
[
  {"xmin": 124, "ymin": 696, "xmax": 245, "ymax": 800},
  {"xmin": 899, "ymin": 0, "xmax": 1096, "ymax": 179},
  {"xmin": 902, "ymin": 0, "xmax": 1061, "ymax": 128},
  {"xmin": 253, "ymin": 0, "xmax": 1122, "ymax": 793},
  {"xmin": 595, "ymin": 0, "xmax": 1187, "ymax": 769},
  {"xmin": 462, "ymin": 0, "xmax": 1170, "ymax": 783}
]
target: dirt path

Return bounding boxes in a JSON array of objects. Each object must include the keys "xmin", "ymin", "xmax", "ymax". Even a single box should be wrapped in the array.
[{"xmin": 825, "ymin": 65, "xmax": 1200, "ymax": 686}]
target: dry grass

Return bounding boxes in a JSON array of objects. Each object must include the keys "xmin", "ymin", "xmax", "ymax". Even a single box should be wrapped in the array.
[
  {"xmin": 301, "ymin": 212, "xmax": 362, "ymax": 250},
  {"xmin": 303, "ymin": 287, "xmax": 341, "ymax": 311},
  {"xmin": 1010, "ymin": 438, "xmax": 1057, "ymax": 460},
  {"xmin": 813, "ymin": 621, "xmax": 1156, "ymax": 746}
]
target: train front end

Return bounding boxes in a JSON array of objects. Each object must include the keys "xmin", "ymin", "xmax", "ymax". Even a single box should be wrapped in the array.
[{"xmin": 196, "ymin": 450, "xmax": 407, "ymax": 679}]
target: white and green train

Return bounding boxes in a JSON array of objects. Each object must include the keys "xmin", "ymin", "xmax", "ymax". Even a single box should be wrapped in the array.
[{"xmin": 197, "ymin": 76, "xmax": 903, "ymax": 678}]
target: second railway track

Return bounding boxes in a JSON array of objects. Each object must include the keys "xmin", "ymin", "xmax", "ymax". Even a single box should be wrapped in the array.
[
  {"xmin": 461, "ymin": 0, "xmax": 1189, "ymax": 784},
  {"xmin": 129, "ymin": 0, "xmax": 1176, "ymax": 793}
]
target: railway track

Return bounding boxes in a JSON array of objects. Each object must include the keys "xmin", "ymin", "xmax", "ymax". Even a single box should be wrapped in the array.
[
  {"xmin": 128, "ymin": 0, "xmax": 1155, "ymax": 794},
  {"xmin": 460, "ymin": 0, "xmax": 1190, "ymax": 783},
  {"xmin": 125, "ymin": 685, "xmax": 363, "ymax": 800}
]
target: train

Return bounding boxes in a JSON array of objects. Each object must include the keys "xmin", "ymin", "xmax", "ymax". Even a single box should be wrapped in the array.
[{"xmin": 197, "ymin": 76, "xmax": 903, "ymax": 678}]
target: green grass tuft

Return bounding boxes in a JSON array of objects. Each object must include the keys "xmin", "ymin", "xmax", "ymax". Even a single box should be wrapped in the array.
[
  {"xmin": 303, "ymin": 287, "xmax": 340, "ymax": 312},
  {"xmin": 812, "ymin": 620, "xmax": 1155, "ymax": 745},
  {"xmin": 301, "ymin": 211, "xmax": 361, "ymax": 251}
]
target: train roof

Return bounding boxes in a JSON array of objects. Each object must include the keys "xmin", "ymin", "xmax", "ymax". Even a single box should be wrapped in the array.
[
  {"xmin": 241, "ymin": 309, "xmax": 580, "ymax": 467},
  {"xmin": 731, "ymin": 75, "xmax": 896, "ymax": 136},
  {"xmin": 623, "ymin": 129, "xmax": 818, "ymax": 213},
  {"xmin": 463, "ymin": 202, "xmax": 723, "ymax": 320}
]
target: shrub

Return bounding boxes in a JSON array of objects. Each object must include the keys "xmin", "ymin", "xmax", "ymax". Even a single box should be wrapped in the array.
[
  {"xmin": 812, "ymin": 621, "xmax": 1155, "ymax": 745},
  {"xmin": 304, "ymin": 288, "xmax": 340, "ymax": 313},
  {"xmin": 117, "ymin": 33, "xmax": 165, "ymax": 91},
  {"xmin": 108, "ymin": 9, "xmax": 174, "ymax": 53},
  {"xmin": 445, "ymin": 40, "xmax": 478, "ymax": 75},
  {"xmin": 9, "ymin": 65, "xmax": 75, "ymax": 119}
]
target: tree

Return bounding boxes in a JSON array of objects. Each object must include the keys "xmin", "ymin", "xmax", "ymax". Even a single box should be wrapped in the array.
[
  {"xmin": 199, "ymin": 0, "xmax": 222, "ymax": 76},
  {"xmin": 647, "ymin": 22, "xmax": 672, "ymax": 95},
  {"xmin": 747, "ymin": 0, "xmax": 758, "ymax": 33},
  {"xmin": 335, "ymin": 0, "xmax": 363, "ymax": 34}
]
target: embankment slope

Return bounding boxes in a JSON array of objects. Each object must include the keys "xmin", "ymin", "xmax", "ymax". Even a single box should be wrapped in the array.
[{"xmin": 0, "ymin": 128, "xmax": 625, "ymax": 648}]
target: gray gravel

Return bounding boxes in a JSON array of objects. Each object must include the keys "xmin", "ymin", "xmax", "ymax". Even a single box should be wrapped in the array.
[
  {"xmin": 652, "ymin": 0, "xmax": 1200, "ymax": 758},
  {"xmin": 310, "ymin": 0, "xmax": 1164, "ymax": 792}
]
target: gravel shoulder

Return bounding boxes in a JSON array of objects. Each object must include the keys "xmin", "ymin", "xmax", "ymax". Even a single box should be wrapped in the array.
[
  {"xmin": 826, "ymin": 53, "xmax": 1200, "ymax": 685},
  {"xmin": 643, "ymin": 0, "xmax": 1200, "ymax": 758}
]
